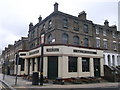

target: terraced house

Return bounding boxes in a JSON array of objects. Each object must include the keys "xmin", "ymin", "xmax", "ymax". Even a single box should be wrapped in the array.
[{"xmin": 2, "ymin": 3, "xmax": 120, "ymax": 80}]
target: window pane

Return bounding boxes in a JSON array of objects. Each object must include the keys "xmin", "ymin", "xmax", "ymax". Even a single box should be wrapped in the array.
[
  {"xmin": 83, "ymin": 24, "xmax": 88, "ymax": 33},
  {"xmin": 103, "ymin": 40, "xmax": 107, "ymax": 49},
  {"xmin": 62, "ymin": 33, "xmax": 68, "ymax": 44},
  {"xmin": 63, "ymin": 18, "xmax": 68, "ymax": 28},
  {"xmin": 48, "ymin": 20, "xmax": 52, "ymax": 29},
  {"xmin": 68, "ymin": 56, "xmax": 77, "ymax": 72},
  {"xmin": 47, "ymin": 34, "xmax": 52, "ymax": 43},
  {"xmin": 74, "ymin": 21, "xmax": 79, "ymax": 31},
  {"xmin": 84, "ymin": 38, "xmax": 89, "ymax": 47},
  {"xmin": 96, "ymin": 39, "xmax": 100, "ymax": 48},
  {"xmin": 73, "ymin": 36, "xmax": 79, "ymax": 45},
  {"xmin": 82, "ymin": 57, "xmax": 90, "ymax": 72},
  {"xmin": 96, "ymin": 27, "xmax": 99, "ymax": 34}
]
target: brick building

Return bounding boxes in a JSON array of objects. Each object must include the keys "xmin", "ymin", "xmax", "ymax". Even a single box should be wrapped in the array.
[
  {"xmin": 1, "ymin": 3, "xmax": 120, "ymax": 79},
  {"xmin": 2, "ymin": 37, "xmax": 28, "ymax": 75}
]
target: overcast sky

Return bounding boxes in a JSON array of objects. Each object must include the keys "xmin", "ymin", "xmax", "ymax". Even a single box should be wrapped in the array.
[{"xmin": 0, "ymin": 0, "xmax": 119, "ymax": 52}]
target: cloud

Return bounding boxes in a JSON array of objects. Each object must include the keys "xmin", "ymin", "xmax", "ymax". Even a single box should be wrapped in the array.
[{"xmin": 0, "ymin": 0, "xmax": 119, "ymax": 51}]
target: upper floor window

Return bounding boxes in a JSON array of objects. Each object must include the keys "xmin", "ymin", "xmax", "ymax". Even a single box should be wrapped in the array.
[
  {"xmin": 84, "ymin": 37, "xmax": 89, "ymax": 47},
  {"xmin": 73, "ymin": 36, "xmax": 79, "ymax": 45},
  {"xmin": 96, "ymin": 27, "xmax": 99, "ymax": 34},
  {"xmin": 96, "ymin": 37, "xmax": 100, "ymax": 48},
  {"xmin": 47, "ymin": 34, "xmax": 52, "ymax": 44},
  {"xmin": 113, "ymin": 41, "xmax": 117, "ymax": 50},
  {"xmin": 83, "ymin": 24, "xmax": 88, "ymax": 33},
  {"xmin": 103, "ymin": 39, "xmax": 107, "ymax": 49},
  {"xmin": 113, "ymin": 32, "xmax": 116, "ymax": 38},
  {"xmin": 42, "ymin": 24, "xmax": 45, "ymax": 30},
  {"xmin": 118, "ymin": 34, "xmax": 120, "ymax": 39},
  {"xmin": 103, "ymin": 30, "xmax": 106, "ymax": 36},
  {"xmin": 62, "ymin": 33, "xmax": 69, "ymax": 44},
  {"xmin": 48, "ymin": 20, "xmax": 52, "ymax": 29},
  {"xmin": 63, "ymin": 18, "xmax": 68, "ymax": 28},
  {"xmin": 74, "ymin": 21, "xmax": 79, "ymax": 31}
]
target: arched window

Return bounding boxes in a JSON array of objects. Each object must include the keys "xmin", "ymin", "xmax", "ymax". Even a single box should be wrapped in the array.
[
  {"xmin": 73, "ymin": 36, "xmax": 79, "ymax": 45},
  {"xmin": 112, "ymin": 55, "xmax": 115, "ymax": 66},
  {"xmin": 48, "ymin": 20, "xmax": 52, "ymax": 29},
  {"xmin": 47, "ymin": 34, "xmax": 52, "ymax": 44},
  {"xmin": 62, "ymin": 33, "xmax": 68, "ymax": 44},
  {"xmin": 108, "ymin": 55, "xmax": 111, "ymax": 66},
  {"xmin": 84, "ymin": 38, "xmax": 89, "ymax": 47}
]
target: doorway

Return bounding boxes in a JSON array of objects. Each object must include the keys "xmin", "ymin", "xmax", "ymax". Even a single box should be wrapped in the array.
[
  {"xmin": 93, "ymin": 58, "xmax": 100, "ymax": 77},
  {"xmin": 47, "ymin": 56, "xmax": 58, "ymax": 80}
]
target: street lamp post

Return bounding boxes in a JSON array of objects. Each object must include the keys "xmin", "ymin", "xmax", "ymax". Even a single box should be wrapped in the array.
[
  {"xmin": 3, "ymin": 61, "xmax": 5, "ymax": 80},
  {"xmin": 15, "ymin": 54, "xmax": 19, "ymax": 85},
  {"xmin": 40, "ymin": 34, "xmax": 45, "ymax": 86}
]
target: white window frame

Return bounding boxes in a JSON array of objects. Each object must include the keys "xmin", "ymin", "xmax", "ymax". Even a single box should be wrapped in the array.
[
  {"xmin": 96, "ymin": 37, "xmax": 100, "ymax": 48},
  {"xmin": 103, "ymin": 39, "xmax": 107, "ymax": 49}
]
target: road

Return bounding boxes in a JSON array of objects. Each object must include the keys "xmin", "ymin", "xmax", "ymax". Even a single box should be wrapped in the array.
[{"xmin": 0, "ymin": 66, "xmax": 119, "ymax": 90}]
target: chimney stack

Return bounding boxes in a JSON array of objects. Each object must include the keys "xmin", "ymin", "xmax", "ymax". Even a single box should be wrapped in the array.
[
  {"xmin": 54, "ymin": 2, "xmax": 59, "ymax": 12},
  {"xmin": 29, "ymin": 22, "xmax": 33, "ymax": 30},
  {"xmin": 78, "ymin": 11, "xmax": 86, "ymax": 20},
  {"xmin": 38, "ymin": 15, "xmax": 42, "ymax": 23},
  {"xmin": 104, "ymin": 20, "xmax": 109, "ymax": 26}
]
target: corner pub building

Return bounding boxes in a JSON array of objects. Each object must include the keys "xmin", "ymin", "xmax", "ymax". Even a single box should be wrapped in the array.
[{"xmin": 14, "ymin": 3, "xmax": 120, "ymax": 79}]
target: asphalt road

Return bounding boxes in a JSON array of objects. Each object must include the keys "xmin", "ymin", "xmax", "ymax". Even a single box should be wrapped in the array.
[{"xmin": 14, "ymin": 88, "xmax": 119, "ymax": 90}]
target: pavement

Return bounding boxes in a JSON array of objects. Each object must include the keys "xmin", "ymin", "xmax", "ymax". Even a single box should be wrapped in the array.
[{"xmin": 0, "ymin": 74, "xmax": 120, "ymax": 89}]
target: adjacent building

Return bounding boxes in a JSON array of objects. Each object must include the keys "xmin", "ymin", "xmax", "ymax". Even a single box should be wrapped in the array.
[{"xmin": 2, "ymin": 37, "xmax": 28, "ymax": 75}]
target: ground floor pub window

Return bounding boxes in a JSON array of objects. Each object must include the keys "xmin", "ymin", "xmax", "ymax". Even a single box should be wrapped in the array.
[
  {"xmin": 19, "ymin": 58, "xmax": 25, "ymax": 71},
  {"xmin": 68, "ymin": 56, "xmax": 77, "ymax": 72},
  {"xmin": 82, "ymin": 57, "xmax": 90, "ymax": 72}
]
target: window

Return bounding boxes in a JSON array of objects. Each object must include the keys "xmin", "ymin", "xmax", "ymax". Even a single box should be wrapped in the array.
[
  {"xmin": 43, "ymin": 24, "xmax": 45, "ymax": 29},
  {"xmin": 48, "ymin": 20, "xmax": 52, "ymax": 29},
  {"xmin": 62, "ymin": 33, "xmax": 68, "ymax": 44},
  {"xmin": 96, "ymin": 37, "xmax": 100, "ymax": 48},
  {"xmin": 118, "ymin": 34, "xmax": 120, "ymax": 39},
  {"xmin": 74, "ymin": 21, "xmax": 79, "ymax": 31},
  {"xmin": 84, "ymin": 37, "xmax": 89, "ymax": 47},
  {"xmin": 19, "ymin": 58, "xmax": 24, "ymax": 71},
  {"xmin": 113, "ymin": 32, "xmax": 116, "ymax": 38},
  {"xmin": 113, "ymin": 41, "xmax": 117, "ymax": 50},
  {"xmin": 68, "ymin": 56, "xmax": 77, "ymax": 72},
  {"xmin": 73, "ymin": 36, "xmax": 79, "ymax": 45},
  {"xmin": 83, "ymin": 24, "xmax": 88, "ymax": 33},
  {"xmin": 96, "ymin": 27, "xmax": 99, "ymax": 34},
  {"xmin": 82, "ymin": 57, "xmax": 89, "ymax": 72},
  {"xmin": 47, "ymin": 34, "xmax": 52, "ymax": 44},
  {"xmin": 32, "ymin": 58, "xmax": 35, "ymax": 71},
  {"xmin": 103, "ymin": 30, "xmax": 106, "ymax": 36},
  {"xmin": 63, "ymin": 18, "xmax": 68, "ymax": 28},
  {"xmin": 103, "ymin": 39, "xmax": 107, "ymax": 49}
]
